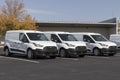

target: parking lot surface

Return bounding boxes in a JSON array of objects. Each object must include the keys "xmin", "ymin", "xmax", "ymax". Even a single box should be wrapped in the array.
[{"xmin": 0, "ymin": 48, "xmax": 120, "ymax": 80}]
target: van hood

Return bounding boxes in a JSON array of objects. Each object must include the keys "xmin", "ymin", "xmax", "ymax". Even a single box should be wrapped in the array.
[
  {"xmin": 63, "ymin": 41, "xmax": 86, "ymax": 46},
  {"xmin": 31, "ymin": 41, "xmax": 57, "ymax": 47},
  {"xmin": 97, "ymin": 41, "xmax": 117, "ymax": 46}
]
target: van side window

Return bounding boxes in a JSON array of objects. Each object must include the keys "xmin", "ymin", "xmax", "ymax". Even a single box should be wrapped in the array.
[
  {"xmin": 83, "ymin": 35, "xmax": 94, "ymax": 43},
  {"xmin": 51, "ymin": 34, "xmax": 61, "ymax": 43},
  {"xmin": 19, "ymin": 33, "xmax": 29, "ymax": 43}
]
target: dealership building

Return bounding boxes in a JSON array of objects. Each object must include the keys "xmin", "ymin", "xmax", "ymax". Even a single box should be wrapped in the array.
[{"xmin": 36, "ymin": 17, "xmax": 119, "ymax": 39}]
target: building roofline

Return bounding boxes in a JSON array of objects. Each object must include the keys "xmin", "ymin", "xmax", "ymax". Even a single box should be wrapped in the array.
[
  {"xmin": 37, "ymin": 21, "xmax": 116, "ymax": 25},
  {"xmin": 37, "ymin": 17, "xmax": 117, "ymax": 25}
]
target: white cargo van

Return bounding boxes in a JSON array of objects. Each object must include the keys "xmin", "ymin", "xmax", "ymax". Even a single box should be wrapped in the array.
[
  {"xmin": 44, "ymin": 31, "xmax": 87, "ymax": 57},
  {"xmin": 110, "ymin": 34, "xmax": 120, "ymax": 48},
  {"xmin": 72, "ymin": 32, "xmax": 117, "ymax": 56},
  {"xmin": 4, "ymin": 30, "xmax": 58, "ymax": 59}
]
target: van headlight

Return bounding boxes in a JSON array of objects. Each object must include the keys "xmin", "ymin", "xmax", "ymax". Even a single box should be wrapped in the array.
[
  {"xmin": 65, "ymin": 43, "xmax": 75, "ymax": 47},
  {"xmin": 99, "ymin": 43, "xmax": 108, "ymax": 47},
  {"xmin": 32, "ymin": 43, "xmax": 43, "ymax": 47}
]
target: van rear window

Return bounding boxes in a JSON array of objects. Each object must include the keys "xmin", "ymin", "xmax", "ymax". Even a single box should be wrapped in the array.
[{"xmin": 27, "ymin": 33, "xmax": 48, "ymax": 41}]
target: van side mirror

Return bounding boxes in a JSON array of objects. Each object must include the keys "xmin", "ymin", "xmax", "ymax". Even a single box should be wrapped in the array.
[
  {"xmin": 51, "ymin": 39, "xmax": 61, "ymax": 43},
  {"xmin": 21, "ymin": 38, "xmax": 29, "ymax": 43},
  {"xmin": 88, "ymin": 40, "xmax": 95, "ymax": 43},
  {"xmin": 52, "ymin": 39, "xmax": 58, "ymax": 43}
]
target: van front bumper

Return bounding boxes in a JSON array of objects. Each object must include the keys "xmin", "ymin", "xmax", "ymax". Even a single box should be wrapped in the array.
[
  {"xmin": 66, "ymin": 46, "xmax": 87, "ymax": 56},
  {"xmin": 33, "ymin": 47, "xmax": 58, "ymax": 57},
  {"xmin": 101, "ymin": 46, "xmax": 117, "ymax": 54}
]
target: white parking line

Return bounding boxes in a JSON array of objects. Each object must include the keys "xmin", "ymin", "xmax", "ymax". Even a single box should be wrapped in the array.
[
  {"xmin": 87, "ymin": 56, "xmax": 110, "ymax": 59},
  {"xmin": 114, "ymin": 55, "xmax": 120, "ymax": 57},
  {"xmin": 0, "ymin": 56, "xmax": 39, "ymax": 64},
  {"xmin": 60, "ymin": 58, "xmax": 79, "ymax": 61}
]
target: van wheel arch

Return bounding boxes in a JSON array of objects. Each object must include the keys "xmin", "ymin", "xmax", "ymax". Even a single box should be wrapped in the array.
[
  {"xmin": 27, "ymin": 48, "xmax": 32, "ymax": 52},
  {"xmin": 4, "ymin": 46, "xmax": 9, "ymax": 51}
]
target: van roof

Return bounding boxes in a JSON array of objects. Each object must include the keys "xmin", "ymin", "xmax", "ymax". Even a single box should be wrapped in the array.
[
  {"xmin": 72, "ymin": 32, "xmax": 101, "ymax": 35},
  {"xmin": 6, "ymin": 30, "xmax": 42, "ymax": 33},
  {"xmin": 44, "ymin": 31, "xmax": 70, "ymax": 34},
  {"xmin": 110, "ymin": 34, "xmax": 120, "ymax": 36}
]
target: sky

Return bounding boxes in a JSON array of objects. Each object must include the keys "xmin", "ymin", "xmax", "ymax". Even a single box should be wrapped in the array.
[{"xmin": 0, "ymin": 0, "xmax": 120, "ymax": 22}]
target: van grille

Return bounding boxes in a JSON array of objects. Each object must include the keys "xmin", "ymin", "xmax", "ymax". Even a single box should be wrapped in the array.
[
  {"xmin": 43, "ymin": 46, "xmax": 57, "ymax": 52},
  {"xmin": 75, "ymin": 46, "xmax": 86, "ymax": 52},
  {"xmin": 109, "ymin": 46, "xmax": 116, "ymax": 50}
]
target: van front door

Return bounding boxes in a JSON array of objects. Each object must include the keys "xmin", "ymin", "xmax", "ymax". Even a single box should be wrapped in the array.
[
  {"xmin": 51, "ymin": 34, "xmax": 62, "ymax": 50},
  {"xmin": 18, "ymin": 33, "xmax": 29, "ymax": 54},
  {"xmin": 83, "ymin": 35, "xmax": 95, "ymax": 53}
]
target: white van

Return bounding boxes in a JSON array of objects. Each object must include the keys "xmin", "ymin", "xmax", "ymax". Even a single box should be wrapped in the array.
[
  {"xmin": 4, "ymin": 30, "xmax": 58, "ymax": 59},
  {"xmin": 44, "ymin": 31, "xmax": 87, "ymax": 57},
  {"xmin": 110, "ymin": 34, "xmax": 120, "ymax": 48},
  {"xmin": 72, "ymin": 32, "xmax": 117, "ymax": 56}
]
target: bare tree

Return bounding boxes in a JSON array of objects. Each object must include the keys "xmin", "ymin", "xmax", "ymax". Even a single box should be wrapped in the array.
[
  {"xmin": 0, "ymin": 0, "xmax": 36, "ymax": 35},
  {"xmin": 1, "ymin": 0, "xmax": 26, "ymax": 20}
]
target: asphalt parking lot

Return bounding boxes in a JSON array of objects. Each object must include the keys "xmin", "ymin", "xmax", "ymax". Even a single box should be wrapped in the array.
[{"xmin": 0, "ymin": 48, "xmax": 120, "ymax": 80}]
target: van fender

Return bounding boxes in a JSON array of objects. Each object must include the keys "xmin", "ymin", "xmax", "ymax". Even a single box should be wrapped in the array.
[
  {"xmin": 4, "ymin": 46, "xmax": 9, "ymax": 51},
  {"xmin": 4, "ymin": 42, "xmax": 11, "ymax": 52},
  {"xmin": 26, "ymin": 47, "xmax": 33, "ymax": 54}
]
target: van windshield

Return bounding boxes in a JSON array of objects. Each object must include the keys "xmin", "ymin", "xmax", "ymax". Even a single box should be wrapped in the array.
[
  {"xmin": 27, "ymin": 33, "xmax": 49, "ymax": 41},
  {"xmin": 91, "ymin": 35, "xmax": 108, "ymax": 41},
  {"xmin": 58, "ymin": 34, "xmax": 77, "ymax": 41}
]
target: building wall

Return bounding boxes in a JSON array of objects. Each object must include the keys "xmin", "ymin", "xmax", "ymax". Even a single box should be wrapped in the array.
[
  {"xmin": 118, "ymin": 23, "xmax": 120, "ymax": 32},
  {"xmin": 37, "ymin": 23, "xmax": 116, "ymax": 39}
]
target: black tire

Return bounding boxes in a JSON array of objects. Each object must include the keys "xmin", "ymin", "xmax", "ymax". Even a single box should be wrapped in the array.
[
  {"xmin": 59, "ymin": 49, "xmax": 66, "ymax": 57},
  {"xmin": 50, "ymin": 56, "xmax": 56, "ymax": 59},
  {"xmin": 79, "ymin": 55, "xmax": 85, "ymax": 58},
  {"xmin": 93, "ymin": 48, "xmax": 100, "ymax": 56},
  {"xmin": 4, "ymin": 48, "xmax": 11, "ymax": 56},
  {"xmin": 27, "ymin": 49, "xmax": 35, "ymax": 59},
  {"xmin": 108, "ymin": 53, "xmax": 115, "ymax": 56}
]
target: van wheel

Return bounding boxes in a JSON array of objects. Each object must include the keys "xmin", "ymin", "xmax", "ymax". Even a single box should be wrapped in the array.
[
  {"xmin": 50, "ymin": 56, "xmax": 56, "ymax": 59},
  {"xmin": 5, "ymin": 48, "xmax": 10, "ymax": 56},
  {"xmin": 27, "ymin": 49, "xmax": 34, "ymax": 59},
  {"xmin": 59, "ymin": 49, "xmax": 66, "ymax": 57},
  {"xmin": 79, "ymin": 55, "xmax": 85, "ymax": 58},
  {"xmin": 93, "ymin": 48, "xmax": 100, "ymax": 56},
  {"xmin": 108, "ymin": 53, "xmax": 114, "ymax": 56}
]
